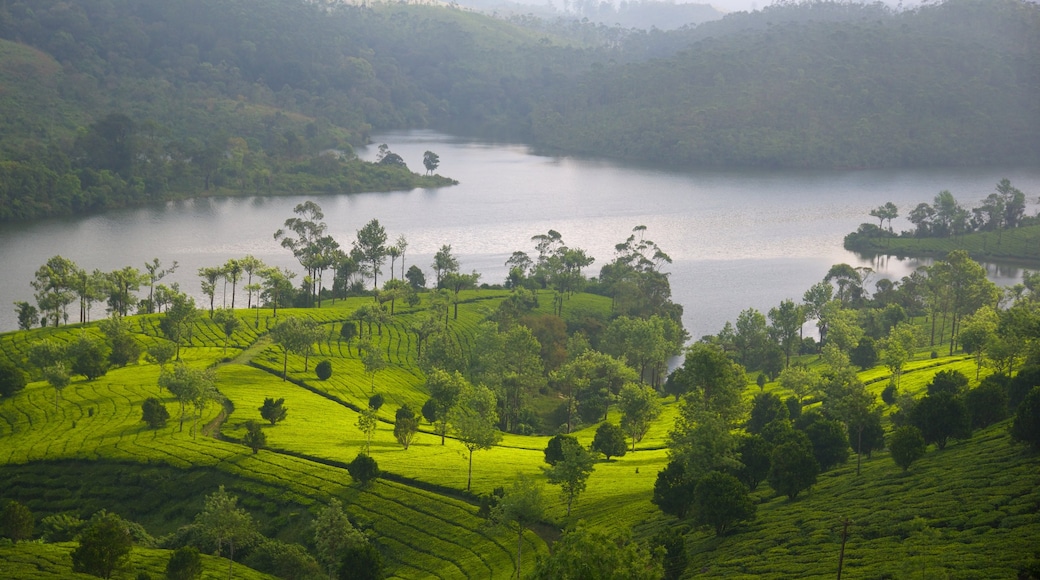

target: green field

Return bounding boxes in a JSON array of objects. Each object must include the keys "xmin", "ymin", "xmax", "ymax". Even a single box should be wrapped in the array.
[
  {"xmin": 1, "ymin": 289, "xmax": 1038, "ymax": 578},
  {"xmin": 846, "ymin": 224, "xmax": 1040, "ymax": 267}
]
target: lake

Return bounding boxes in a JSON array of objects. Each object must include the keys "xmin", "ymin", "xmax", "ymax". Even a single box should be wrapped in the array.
[{"xmin": 1, "ymin": 130, "xmax": 1038, "ymax": 338}]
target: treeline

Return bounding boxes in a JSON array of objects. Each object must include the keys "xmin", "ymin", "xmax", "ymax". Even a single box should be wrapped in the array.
[
  {"xmin": 2, "ymin": 0, "xmax": 1037, "ymax": 223},
  {"xmin": 648, "ymin": 248, "xmax": 1040, "ymax": 545},
  {"xmin": 530, "ymin": 0, "xmax": 1040, "ymax": 168}
]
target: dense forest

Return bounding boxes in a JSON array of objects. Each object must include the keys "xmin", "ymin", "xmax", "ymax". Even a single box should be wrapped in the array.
[{"xmin": 1, "ymin": 0, "xmax": 1038, "ymax": 221}]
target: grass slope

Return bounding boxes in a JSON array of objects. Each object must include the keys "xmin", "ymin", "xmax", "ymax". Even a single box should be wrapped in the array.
[
  {"xmin": 2, "ymin": 290, "xmax": 1038, "ymax": 578},
  {"xmin": 0, "ymin": 542, "xmax": 277, "ymax": 580}
]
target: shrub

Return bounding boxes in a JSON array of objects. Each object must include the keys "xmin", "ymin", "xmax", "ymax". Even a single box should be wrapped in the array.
[
  {"xmin": 0, "ymin": 361, "xmax": 27, "ymax": 398},
  {"xmin": 1011, "ymin": 386, "xmax": 1040, "ymax": 451},
  {"xmin": 591, "ymin": 422, "xmax": 627, "ymax": 461},
  {"xmin": 315, "ymin": 360, "xmax": 332, "ymax": 380},
  {"xmin": 368, "ymin": 393, "xmax": 384, "ymax": 411},
  {"xmin": 141, "ymin": 398, "xmax": 170, "ymax": 429},
  {"xmin": 691, "ymin": 471, "xmax": 756, "ymax": 536},
  {"xmin": 0, "ymin": 500, "xmax": 34, "ymax": 541},
  {"xmin": 347, "ymin": 453, "xmax": 379, "ymax": 487},
  {"xmin": 259, "ymin": 397, "xmax": 288, "ymax": 425},
  {"xmin": 927, "ymin": 370, "xmax": 969, "ymax": 396},
  {"xmin": 165, "ymin": 546, "xmax": 203, "ymax": 580},
  {"xmin": 881, "ymin": 383, "xmax": 898, "ymax": 405},
  {"xmin": 544, "ymin": 434, "xmax": 580, "ymax": 466},
  {"xmin": 338, "ymin": 541, "xmax": 384, "ymax": 580},
  {"xmin": 243, "ymin": 420, "xmax": 266, "ymax": 454},
  {"xmin": 889, "ymin": 425, "xmax": 926, "ymax": 471}
]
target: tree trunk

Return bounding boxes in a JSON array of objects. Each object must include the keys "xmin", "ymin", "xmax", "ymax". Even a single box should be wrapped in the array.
[
  {"xmin": 467, "ymin": 448, "xmax": 473, "ymax": 491},
  {"xmin": 516, "ymin": 527, "xmax": 523, "ymax": 579}
]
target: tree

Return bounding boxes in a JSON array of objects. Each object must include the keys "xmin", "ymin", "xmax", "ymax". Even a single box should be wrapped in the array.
[
  {"xmin": 357, "ymin": 406, "xmax": 378, "ymax": 455},
  {"xmin": 734, "ymin": 434, "xmax": 772, "ymax": 492},
  {"xmin": 42, "ymin": 363, "xmax": 71, "ymax": 412},
  {"xmin": 316, "ymin": 360, "xmax": 333, "ymax": 380},
  {"xmin": 312, "ymin": 501, "xmax": 366, "ymax": 580},
  {"xmin": 259, "ymin": 397, "xmax": 288, "ymax": 426},
  {"xmin": 243, "ymin": 420, "xmax": 266, "ymax": 454},
  {"xmin": 443, "ymin": 271, "xmax": 480, "ymax": 319},
  {"xmin": 1011, "ymin": 386, "xmax": 1040, "ymax": 451},
  {"xmin": 32, "ymin": 255, "xmax": 79, "ymax": 327},
  {"xmin": 869, "ymin": 202, "xmax": 899, "ymax": 230},
  {"xmin": 100, "ymin": 316, "xmax": 141, "ymax": 368},
  {"xmin": 0, "ymin": 500, "xmax": 33, "ymax": 541},
  {"xmin": 158, "ymin": 290, "xmax": 198, "ymax": 361},
  {"xmin": 195, "ymin": 486, "xmax": 256, "ymax": 580},
  {"xmin": 360, "ymin": 339, "xmax": 387, "ymax": 392},
  {"xmin": 692, "ymin": 471, "xmax": 756, "ymax": 536},
  {"xmin": 14, "ymin": 301, "xmax": 39, "ymax": 330},
  {"xmin": 422, "ymin": 150, "xmax": 440, "ymax": 174},
  {"xmin": 71, "ymin": 512, "xmax": 133, "ymax": 579},
  {"xmin": 545, "ymin": 441, "xmax": 596, "ymax": 516},
  {"xmin": 394, "ymin": 405, "xmax": 419, "ymax": 449},
  {"xmin": 314, "ymin": 499, "xmax": 367, "ymax": 580},
  {"xmin": 530, "ymin": 523, "xmax": 664, "ymax": 580},
  {"xmin": 347, "ymin": 453, "xmax": 380, "ymax": 487},
  {"xmin": 768, "ymin": 440, "xmax": 819, "ymax": 500},
  {"xmin": 338, "ymin": 542, "xmax": 384, "ymax": 580},
  {"xmin": 165, "ymin": 546, "xmax": 203, "ymax": 580},
  {"xmin": 591, "ymin": 422, "xmax": 628, "ymax": 460},
  {"xmin": 159, "ymin": 363, "xmax": 215, "ymax": 433},
  {"xmin": 274, "ymin": 201, "xmax": 328, "ymax": 307},
  {"xmin": 803, "ymin": 418, "xmax": 850, "ymax": 472},
  {"xmin": 889, "ymin": 425, "xmax": 927, "ymax": 471},
  {"xmin": 68, "ymin": 333, "xmax": 110, "ymax": 380},
  {"xmin": 619, "ymin": 383, "xmax": 662, "ymax": 451},
  {"xmin": 492, "ymin": 473, "xmax": 546, "ymax": 579},
  {"xmin": 910, "ymin": 392, "xmax": 971, "ymax": 450},
  {"xmin": 965, "ymin": 378, "xmax": 1009, "ymax": 429},
  {"xmin": 927, "ymin": 369, "xmax": 969, "ymax": 397},
  {"xmin": 0, "ymin": 360, "xmax": 27, "ymax": 398},
  {"xmin": 449, "ymin": 382, "xmax": 502, "ymax": 491},
  {"xmin": 667, "ymin": 342, "xmax": 745, "ymax": 421},
  {"xmin": 141, "ymin": 397, "xmax": 169, "ymax": 429},
  {"xmin": 270, "ymin": 316, "xmax": 322, "ymax": 380},
  {"xmin": 405, "ymin": 265, "xmax": 426, "ymax": 290},
  {"xmin": 768, "ymin": 298, "xmax": 804, "ymax": 368},
  {"xmin": 143, "ymin": 258, "xmax": 178, "ymax": 315},
  {"xmin": 212, "ymin": 308, "xmax": 242, "ymax": 356},
  {"xmin": 652, "ymin": 460, "xmax": 696, "ymax": 519},
  {"xmin": 747, "ymin": 392, "xmax": 788, "ymax": 435},
  {"xmin": 432, "ymin": 244, "xmax": 459, "ymax": 288},
  {"xmin": 354, "ymin": 219, "xmax": 388, "ymax": 289},
  {"xmin": 424, "ymin": 369, "xmax": 465, "ymax": 445}
]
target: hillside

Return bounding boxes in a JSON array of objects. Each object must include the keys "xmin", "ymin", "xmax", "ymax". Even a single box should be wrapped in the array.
[
  {"xmin": 1, "ymin": 1, "xmax": 1038, "ymax": 223},
  {"xmin": 2, "ymin": 280, "xmax": 1039, "ymax": 578}
]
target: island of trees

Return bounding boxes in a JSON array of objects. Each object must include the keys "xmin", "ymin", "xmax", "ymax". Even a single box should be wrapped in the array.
[
  {"xmin": 844, "ymin": 178, "xmax": 1040, "ymax": 265},
  {"xmin": 1, "ymin": 200, "xmax": 1039, "ymax": 578}
]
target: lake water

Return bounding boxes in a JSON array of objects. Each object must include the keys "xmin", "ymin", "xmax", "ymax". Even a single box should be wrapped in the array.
[{"xmin": 1, "ymin": 130, "xmax": 1039, "ymax": 338}]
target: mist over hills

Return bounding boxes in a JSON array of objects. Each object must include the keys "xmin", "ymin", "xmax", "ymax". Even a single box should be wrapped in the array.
[{"xmin": 0, "ymin": 0, "xmax": 1037, "ymax": 220}]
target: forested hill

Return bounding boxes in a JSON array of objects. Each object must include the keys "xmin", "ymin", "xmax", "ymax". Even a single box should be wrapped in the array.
[
  {"xmin": 0, "ymin": 1, "xmax": 1037, "ymax": 222},
  {"xmin": 530, "ymin": 0, "xmax": 1040, "ymax": 168}
]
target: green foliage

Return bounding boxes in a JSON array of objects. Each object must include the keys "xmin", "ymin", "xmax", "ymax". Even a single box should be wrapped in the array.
[
  {"xmin": 545, "ymin": 441, "xmax": 596, "ymax": 516},
  {"xmin": 652, "ymin": 460, "xmax": 695, "ymax": 519},
  {"xmin": 393, "ymin": 405, "xmax": 419, "ymax": 450},
  {"xmin": 347, "ymin": 453, "xmax": 380, "ymax": 487},
  {"xmin": 0, "ymin": 500, "xmax": 34, "ymax": 541},
  {"xmin": 889, "ymin": 425, "xmax": 927, "ymax": 472},
  {"xmin": 543, "ymin": 434, "xmax": 580, "ymax": 466},
  {"xmin": 259, "ymin": 397, "xmax": 288, "ymax": 426},
  {"xmin": 591, "ymin": 422, "xmax": 627, "ymax": 461},
  {"xmin": 927, "ymin": 370, "xmax": 969, "ymax": 397},
  {"xmin": 747, "ymin": 392, "xmax": 788, "ymax": 435},
  {"xmin": 313, "ymin": 499, "xmax": 366, "ymax": 579},
  {"xmin": 338, "ymin": 541, "xmax": 384, "ymax": 580},
  {"xmin": 315, "ymin": 360, "xmax": 332, "ymax": 381},
  {"xmin": 71, "ymin": 512, "xmax": 134, "ymax": 579},
  {"xmin": 734, "ymin": 434, "xmax": 772, "ymax": 492},
  {"xmin": 768, "ymin": 441, "xmax": 819, "ymax": 500},
  {"xmin": 530, "ymin": 523, "xmax": 664, "ymax": 580},
  {"xmin": 618, "ymin": 383, "xmax": 662, "ymax": 451},
  {"xmin": 491, "ymin": 473, "xmax": 546, "ymax": 578},
  {"xmin": 165, "ymin": 546, "xmax": 202, "ymax": 580},
  {"xmin": 68, "ymin": 334, "xmax": 111, "ymax": 380},
  {"xmin": 803, "ymin": 418, "xmax": 850, "ymax": 472},
  {"xmin": 194, "ymin": 486, "xmax": 256, "ymax": 572},
  {"xmin": 141, "ymin": 398, "xmax": 170, "ymax": 430},
  {"xmin": 0, "ymin": 360, "xmax": 27, "ymax": 398},
  {"xmin": 910, "ymin": 393, "xmax": 972, "ymax": 450},
  {"xmin": 966, "ymin": 378, "xmax": 1009, "ymax": 429},
  {"xmin": 1011, "ymin": 387, "xmax": 1040, "ymax": 451},
  {"xmin": 691, "ymin": 471, "xmax": 756, "ymax": 536},
  {"xmin": 242, "ymin": 538, "xmax": 322, "ymax": 580},
  {"xmin": 242, "ymin": 421, "xmax": 266, "ymax": 455}
]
